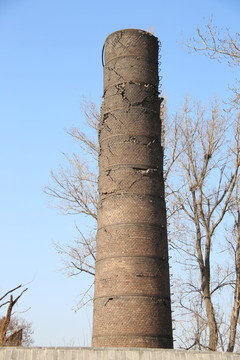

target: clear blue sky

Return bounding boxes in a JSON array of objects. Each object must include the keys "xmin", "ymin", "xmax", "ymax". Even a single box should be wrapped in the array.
[{"xmin": 0, "ymin": 0, "xmax": 239, "ymax": 347}]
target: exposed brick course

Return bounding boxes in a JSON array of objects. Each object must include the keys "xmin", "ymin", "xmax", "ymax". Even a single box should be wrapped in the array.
[
  {"xmin": 99, "ymin": 108, "xmax": 161, "ymax": 141},
  {"xmin": 99, "ymin": 167, "xmax": 165, "ymax": 199},
  {"xmin": 96, "ymin": 225, "xmax": 168, "ymax": 260}
]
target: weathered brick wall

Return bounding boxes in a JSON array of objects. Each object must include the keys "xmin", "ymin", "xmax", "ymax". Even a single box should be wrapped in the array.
[{"xmin": 92, "ymin": 29, "xmax": 173, "ymax": 348}]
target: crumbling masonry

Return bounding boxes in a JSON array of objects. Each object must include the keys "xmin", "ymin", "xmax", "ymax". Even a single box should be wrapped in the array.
[{"xmin": 92, "ymin": 29, "xmax": 173, "ymax": 349}]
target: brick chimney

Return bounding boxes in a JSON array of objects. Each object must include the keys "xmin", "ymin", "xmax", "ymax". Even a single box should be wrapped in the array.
[{"xmin": 92, "ymin": 29, "xmax": 173, "ymax": 349}]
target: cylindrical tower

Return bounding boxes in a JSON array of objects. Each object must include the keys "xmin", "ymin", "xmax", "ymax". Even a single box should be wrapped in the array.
[{"xmin": 92, "ymin": 29, "xmax": 173, "ymax": 349}]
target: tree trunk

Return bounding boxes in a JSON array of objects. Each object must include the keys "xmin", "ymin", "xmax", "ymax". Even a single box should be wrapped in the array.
[
  {"xmin": 227, "ymin": 213, "xmax": 240, "ymax": 352},
  {"xmin": 0, "ymin": 296, "xmax": 13, "ymax": 346},
  {"xmin": 203, "ymin": 288, "xmax": 218, "ymax": 351}
]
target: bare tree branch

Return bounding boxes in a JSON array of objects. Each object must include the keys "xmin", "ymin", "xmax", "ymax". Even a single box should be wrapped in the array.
[{"xmin": 0, "ymin": 285, "xmax": 23, "ymax": 303}]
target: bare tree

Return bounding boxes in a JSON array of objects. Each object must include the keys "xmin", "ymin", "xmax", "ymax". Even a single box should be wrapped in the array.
[
  {"xmin": 44, "ymin": 99, "xmax": 99, "ymax": 308},
  {"xmin": 225, "ymin": 116, "xmax": 240, "ymax": 352},
  {"xmin": 0, "ymin": 317, "xmax": 33, "ymax": 347},
  {"xmin": 165, "ymin": 98, "xmax": 240, "ymax": 351},
  {"xmin": 177, "ymin": 17, "xmax": 240, "ymax": 351},
  {"xmin": 186, "ymin": 17, "xmax": 240, "ymax": 65},
  {"xmin": 44, "ymin": 98, "xmax": 99, "ymax": 219},
  {"xmin": 185, "ymin": 16, "xmax": 240, "ymax": 106},
  {"xmin": 0, "ymin": 285, "xmax": 33, "ymax": 346}
]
